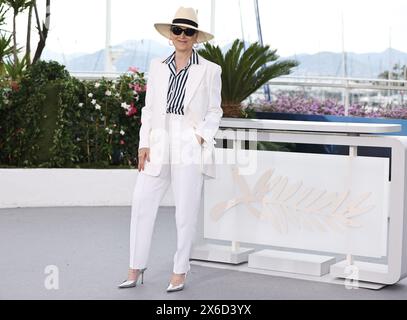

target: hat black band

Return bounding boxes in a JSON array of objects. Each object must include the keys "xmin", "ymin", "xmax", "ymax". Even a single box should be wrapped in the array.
[{"xmin": 172, "ymin": 18, "xmax": 198, "ymax": 28}]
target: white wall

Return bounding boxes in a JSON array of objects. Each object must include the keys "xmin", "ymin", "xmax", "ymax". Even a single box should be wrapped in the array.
[{"xmin": 0, "ymin": 169, "xmax": 174, "ymax": 209}]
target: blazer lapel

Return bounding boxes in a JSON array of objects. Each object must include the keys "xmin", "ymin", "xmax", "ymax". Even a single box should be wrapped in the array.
[
  {"xmin": 155, "ymin": 61, "xmax": 171, "ymax": 112},
  {"xmin": 183, "ymin": 61, "xmax": 206, "ymax": 112},
  {"xmin": 155, "ymin": 54, "xmax": 206, "ymax": 114}
]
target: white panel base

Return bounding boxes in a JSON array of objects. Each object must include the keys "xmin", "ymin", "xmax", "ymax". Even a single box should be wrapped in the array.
[
  {"xmin": 190, "ymin": 244, "xmax": 255, "ymax": 264},
  {"xmin": 191, "ymin": 260, "xmax": 386, "ymax": 290},
  {"xmin": 330, "ymin": 259, "xmax": 388, "ymax": 282},
  {"xmin": 248, "ymin": 249, "xmax": 336, "ymax": 276}
]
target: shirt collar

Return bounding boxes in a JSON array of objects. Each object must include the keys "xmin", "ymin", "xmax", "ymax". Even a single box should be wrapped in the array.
[{"xmin": 162, "ymin": 48, "xmax": 199, "ymax": 70}]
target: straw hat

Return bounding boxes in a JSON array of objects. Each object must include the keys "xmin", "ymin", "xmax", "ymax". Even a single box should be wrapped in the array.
[{"xmin": 154, "ymin": 6, "xmax": 214, "ymax": 44}]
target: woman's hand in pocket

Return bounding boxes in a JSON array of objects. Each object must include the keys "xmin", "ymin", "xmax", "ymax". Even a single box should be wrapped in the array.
[
  {"xmin": 195, "ymin": 134, "xmax": 204, "ymax": 145},
  {"xmin": 137, "ymin": 148, "xmax": 150, "ymax": 171}
]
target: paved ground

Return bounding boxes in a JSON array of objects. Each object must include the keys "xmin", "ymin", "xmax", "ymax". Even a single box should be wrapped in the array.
[{"xmin": 1, "ymin": 206, "xmax": 407, "ymax": 300}]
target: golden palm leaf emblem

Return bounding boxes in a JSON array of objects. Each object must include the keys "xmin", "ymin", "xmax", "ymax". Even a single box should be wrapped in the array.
[{"xmin": 210, "ymin": 166, "xmax": 375, "ymax": 233}]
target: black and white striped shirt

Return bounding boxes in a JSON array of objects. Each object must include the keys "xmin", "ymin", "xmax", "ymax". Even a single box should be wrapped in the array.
[{"xmin": 162, "ymin": 48, "xmax": 199, "ymax": 115}]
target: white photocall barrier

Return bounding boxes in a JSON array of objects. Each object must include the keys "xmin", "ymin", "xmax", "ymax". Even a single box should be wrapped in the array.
[{"xmin": 191, "ymin": 118, "xmax": 407, "ymax": 288}]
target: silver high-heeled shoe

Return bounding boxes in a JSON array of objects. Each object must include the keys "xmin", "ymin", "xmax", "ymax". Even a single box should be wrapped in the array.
[
  {"xmin": 118, "ymin": 267, "xmax": 147, "ymax": 289},
  {"xmin": 166, "ymin": 271, "xmax": 188, "ymax": 292}
]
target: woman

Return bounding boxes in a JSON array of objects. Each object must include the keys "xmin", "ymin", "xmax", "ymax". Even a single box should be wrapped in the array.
[{"xmin": 118, "ymin": 7, "xmax": 222, "ymax": 292}]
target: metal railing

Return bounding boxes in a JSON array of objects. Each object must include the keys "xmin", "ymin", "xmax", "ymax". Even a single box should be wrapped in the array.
[
  {"xmin": 71, "ymin": 72, "xmax": 407, "ymax": 116},
  {"xmin": 262, "ymin": 76, "xmax": 407, "ymax": 115},
  {"xmin": 71, "ymin": 71, "xmax": 122, "ymax": 80},
  {"xmin": 268, "ymin": 75, "xmax": 407, "ymax": 91}
]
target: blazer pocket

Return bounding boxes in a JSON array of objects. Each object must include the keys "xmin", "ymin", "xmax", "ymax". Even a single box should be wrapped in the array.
[{"xmin": 191, "ymin": 128, "xmax": 203, "ymax": 147}]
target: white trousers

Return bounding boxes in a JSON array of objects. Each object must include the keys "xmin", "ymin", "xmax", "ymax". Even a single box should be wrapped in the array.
[{"xmin": 129, "ymin": 113, "xmax": 204, "ymax": 274}]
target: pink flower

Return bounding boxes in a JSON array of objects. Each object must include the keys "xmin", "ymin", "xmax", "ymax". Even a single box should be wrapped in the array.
[
  {"xmin": 125, "ymin": 102, "xmax": 138, "ymax": 117},
  {"xmin": 11, "ymin": 81, "xmax": 19, "ymax": 91},
  {"xmin": 133, "ymin": 83, "xmax": 146, "ymax": 93},
  {"xmin": 128, "ymin": 66, "xmax": 138, "ymax": 73},
  {"xmin": 120, "ymin": 140, "xmax": 125, "ymax": 145}
]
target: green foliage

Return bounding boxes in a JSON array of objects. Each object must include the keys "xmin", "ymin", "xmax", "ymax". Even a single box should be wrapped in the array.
[
  {"xmin": 0, "ymin": 78, "xmax": 16, "ymax": 163},
  {"xmin": 241, "ymin": 106, "xmax": 257, "ymax": 119},
  {"xmin": 4, "ymin": 54, "xmax": 28, "ymax": 80},
  {"xmin": 3, "ymin": 60, "xmax": 51, "ymax": 166},
  {"xmin": 257, "ymin": 141, "xmax": 296, "ymax": 152},
  {"xmin": 26, "ymin": 59, "xmax": 70, "ymax": 84},
  {"xmin": 0, "ymin": 61, "xmax": 146, "ymax": 168},
  {"xmin": 0, "ymin": 34, "xmax": 13, "ymax": 73},
  {"xmin": 0, "ymin": 5, "xmax": 13, "ymax": 75},
  {"xmin": 73, "ymin": 70, "xmax": 146, "ymax": 167},
  {"xmin": 198, "ymin": 39, "xmax": 299, "ymax": 116},
  {"xmin": 0, "ymin": 2, "xmax": 28, "ymax": 80},
  {"xmin": 3, "ymin": 0, "xmax": 32, "ymax": 13},
  {"xmin": 0, "ymin": 4, "xmax": 9, "ymax": 25}
]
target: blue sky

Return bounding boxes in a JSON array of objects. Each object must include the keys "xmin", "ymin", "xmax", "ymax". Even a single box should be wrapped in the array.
[{"xmin": 7, "ymin": 0, "xmax": 407, "ymax": 56}]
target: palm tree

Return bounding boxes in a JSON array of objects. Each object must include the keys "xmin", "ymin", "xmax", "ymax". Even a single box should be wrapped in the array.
[
  {"xmin": 198, "ymin": 39, "xmax": 299, "ymax": 117},
  {"xmin": 0, "ymin": 4, "xmax": 13, "ymax": 74},
  {"xmin": 2, "ymin": 0, "xmax": 50, "ymax": 66},
  {"xmin": 3, "ymin": 0, "xmax": 32, "ymax": 63},
  {"xmin": 0, "ymin": 34, "xmax": 13, "ymax": 75}
]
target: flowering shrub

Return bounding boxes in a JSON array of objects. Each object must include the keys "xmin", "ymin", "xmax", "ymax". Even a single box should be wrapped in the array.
[
  {"xmin": 0, "ymin": 79, "xmax": 15, "ymax": 163},
  {"xmin": 0, "ymin": 83, "xmax": 12, "ymax": 106},
  {"xmin": 0, "ymin": 61, "xmax": 82, "ymax": 167},
  {"xmin": 250, "ymin": 93, "xmax": 407, "ymax": 119},
  {"xmin": 76, "ymin": 66, "xmax": 147, "ymax": 166},
  {"xmin": 0, "ymin": 62, "xmax": 147, "ymax": 168}
]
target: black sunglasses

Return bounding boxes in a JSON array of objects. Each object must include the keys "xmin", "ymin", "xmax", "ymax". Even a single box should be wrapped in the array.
[{"xmin": 170, "ymin": 25, "xmax": 197, "ymax": 37}]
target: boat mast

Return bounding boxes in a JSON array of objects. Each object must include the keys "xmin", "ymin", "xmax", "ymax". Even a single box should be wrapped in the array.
[
  {"xmin": 238, "ymin": 0, "xmax": 246, "ymax": 49},
  {"xmin": 210, "ymin": 0, "xmax": 216, "ymax": 43},
  {"xmin": 105, "ymin": 0, "xmax": 113, "ymax": 73},
  {"xmin": 254, "ymin": 0, "xmax": 271, "ymax": 101},
  {"xmin": 341, "ymin": 12, "xmax": 349, "ymax": 115}
]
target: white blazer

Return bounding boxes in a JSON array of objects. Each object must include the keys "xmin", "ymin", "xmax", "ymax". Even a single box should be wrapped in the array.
[{"xmin": 138, "ymin": 52, "xmax": 223, "ymax": 179}]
